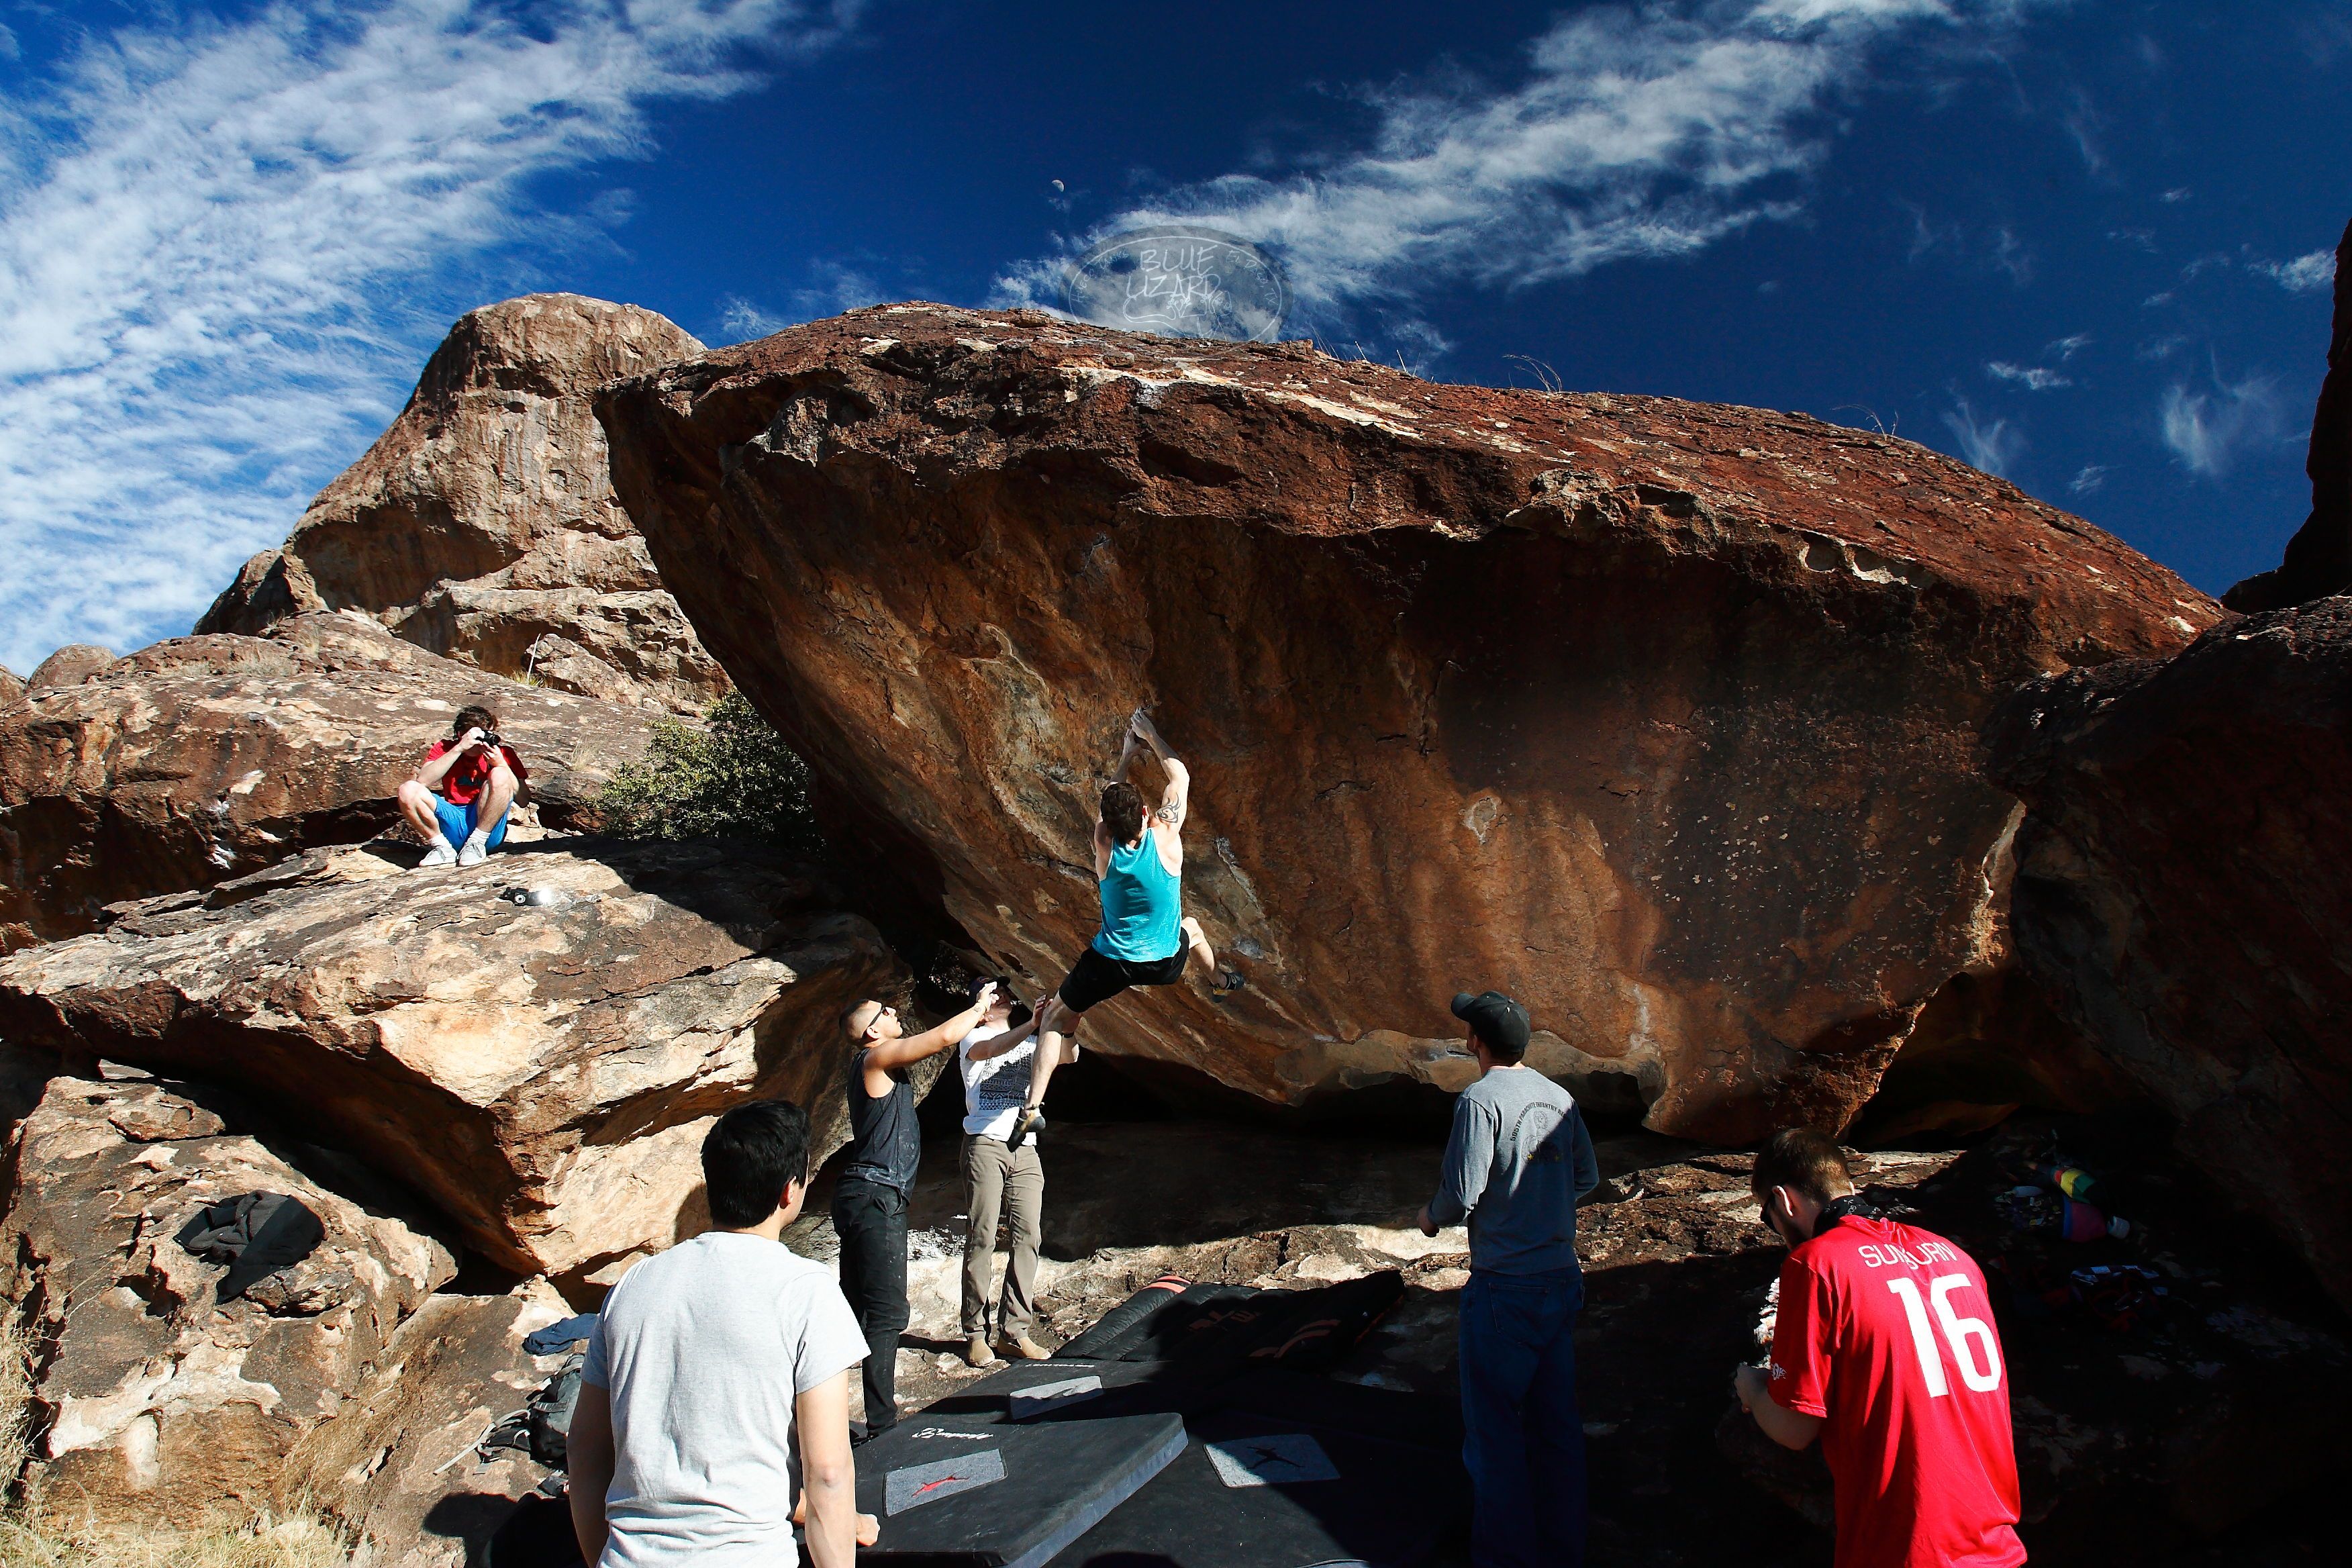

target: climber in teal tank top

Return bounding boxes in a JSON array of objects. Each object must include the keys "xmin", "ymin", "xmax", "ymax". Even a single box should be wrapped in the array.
[
  {"xmin": 1008, "ymin": 709, "xmax": 1218, "ymax": 1148},
  {"xmin": 1093, "ymin": 832, "xmax": 1183, "ymax": 963}
]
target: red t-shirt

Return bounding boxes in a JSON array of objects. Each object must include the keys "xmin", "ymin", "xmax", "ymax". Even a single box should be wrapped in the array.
[
  {"xmin": 424, "ymin": 738, "xmax": 526, "ymax": 806},
  {"xmin": 1768, "ymin": 1216, "xmax": 2024, "ymax": 1568}
]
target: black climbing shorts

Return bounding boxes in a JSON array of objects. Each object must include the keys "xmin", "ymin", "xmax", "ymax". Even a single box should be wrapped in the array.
[{"xmin": 1057, "ymin": 944, "xmax": 1187, "ymax": 1014}]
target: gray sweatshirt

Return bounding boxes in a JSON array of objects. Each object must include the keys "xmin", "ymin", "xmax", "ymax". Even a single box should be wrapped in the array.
[{"xmin": 1428, "ymin": 1065, "xmax": 1600, "ymax": 1275}]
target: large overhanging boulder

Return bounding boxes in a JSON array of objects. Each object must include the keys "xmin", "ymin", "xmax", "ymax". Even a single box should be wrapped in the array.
[
  {"xmin": 0, "ymin": 611, "xmax": 660, "ymax": 951},
  {"xmin": 199, "ymin": 293, "xmax": 726, "ymax": 715},
  {"xmin": 0, "ymin": 838, "xmax": 908, "ymax": 1287},
  {"xmin": 1993, "ymin": 597, "xmax": 2352, "ymax": 1309},
  {"xmin": 2, "ymin": 1072, "xmax": 454, "ymax": 1530},
  {"xmin": 597, "ymin": 303, "xmax": 2216, "ymax": 1141}
]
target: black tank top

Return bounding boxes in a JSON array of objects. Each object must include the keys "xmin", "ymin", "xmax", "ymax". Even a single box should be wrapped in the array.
[{"xmin": 840, "ymin": 1048, "xmax": 920, "ymax": 1193}]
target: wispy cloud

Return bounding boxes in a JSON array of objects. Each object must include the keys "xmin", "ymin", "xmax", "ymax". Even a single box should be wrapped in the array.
[
  {"xmin": 2259, "ymin": 249, "xmax": 2339, "ymax": 294},
  {"xmin": 1943, "ymin": 398, "xmax": 2024, "ymax": 477},
  {"xmin": 2045, "ymin": 332, "xmax": 2091, "ymax": 360},
  {"xmin": 2159, "ymin": 373, "xmax": 2284, "ymax": 477},
  {"xmin": 994, "ymin": 0, "xmax": 2059, "ymax": 334},
  {"xmin": 0, "ymin": 1, "xmax": 856, "ymax": 674},
  {"xmin": 719, "ymin": 296, "xmax": 792, "ymax": 343},
  {"xmin": 2068, "ymin": 464, "xmax": 2107, "ymax": 495},
  {"xmin": 1987, "ymin": 360, "xmax": 2069, "ymax": 390}
]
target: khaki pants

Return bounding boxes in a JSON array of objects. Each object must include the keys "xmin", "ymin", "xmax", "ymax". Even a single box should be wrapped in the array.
[{"xmin": 961, "ymin": 1134, "xmax": 1043, "ymax": 1337}]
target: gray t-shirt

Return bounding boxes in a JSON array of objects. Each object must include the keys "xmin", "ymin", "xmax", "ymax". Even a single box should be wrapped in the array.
[
  {"xmin": 1428, "ymin": 1065, "xmax": 1599, "ymax": 1275},
  {"xmin": 582, "ymin": 1231, "xmax": 867, "ymax": 1567}
]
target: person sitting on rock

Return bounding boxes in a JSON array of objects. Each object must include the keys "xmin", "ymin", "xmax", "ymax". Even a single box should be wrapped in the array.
[
  {"xmin": 1734, "ymin": 1129, "xmax": 2024, "ymax": 1568},
  {"xmin": 568, "ymin": 1098, "xmax": 866, "ymax": 1568},
  {"xmin": 1417, "ymin": 989, "xmax": 1600, "ymax": 1568},
  {"xmin": 1007, "ymin": 709, "xmax": 1216, "ymax": 1149},
  {"xmin": 397, "ymin": 703, "xmax": 524, "ymax": 869},
  {"xmin": 954, "ymin": 982, "xmax": 1050, "ymax": 1366},
  {"xmin": 835, "ymin": 980, "xmax": 1000, "ymax": 1440}
]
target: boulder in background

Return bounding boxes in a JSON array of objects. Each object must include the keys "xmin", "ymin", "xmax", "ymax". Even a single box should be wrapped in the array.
[{"xmin": 199, "ymin": 293, "xmax": 726, "ymax": 715}]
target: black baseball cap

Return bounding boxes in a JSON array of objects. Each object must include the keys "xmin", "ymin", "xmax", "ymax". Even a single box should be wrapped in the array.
[{"xmin": 1451, "ymin": 990, "xmax": 1530, "ymax": 1055}]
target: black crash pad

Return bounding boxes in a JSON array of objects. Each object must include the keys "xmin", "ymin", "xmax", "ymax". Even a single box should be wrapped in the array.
[
  {"xmin": 854, "ymin": 1411, "xmax": 1187, "ymax": 1567},
  {"xmin": 1044, "ymin": 1406, "xmax": 1461, "ymax": 1568},
  {"xmin": 919, "ymin": 1358, "xmax": 1226, "ymax": 1427},
  {"xmin": 1054, "ymin": 1273, "xmax": 1405, "ymax": 1374},
  {"xmin": 1214, "ymin": 1366, "xmax": 1462, "ymax": 1456}
]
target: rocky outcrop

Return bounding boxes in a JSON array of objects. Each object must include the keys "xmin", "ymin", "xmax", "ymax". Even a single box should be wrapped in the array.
[
  {"xmin": 0, "ymin": 837, "xmax": 906, "ymax": 1288},
  {"xmin": 288, "ymin": 1279, "xmax": 574, "ymax": 1566},
  {"xmin": 0, "ymin": 611, "xmax": 661, "ymax": 951},
  {"xmin": 1, "ymin": 666, "xmax": 24, "ymax": 707},
  {"xmin": 597, "ymin": 303, "xmax": 2216, "ymax": 1141},
  {"xmin": 26, "ymin": 645, "xmax": 113, "ymax": 693},
  {"xmin": 2225, "ymin": 217, "xmax": 2352, "ymax": 612},
  {"xmin": 1993, "ymin": 598, "xmax": 2352, "ymax": 1309},
  {"xmin": 199, "ymin": 294, "xmax": 726, "ymax": 714},
  {"xmin": 3, "ymin": 1073, "xmax": 454, "ymax": 1529}
]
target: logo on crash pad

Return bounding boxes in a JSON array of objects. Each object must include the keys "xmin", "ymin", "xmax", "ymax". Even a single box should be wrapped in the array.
[
  {"xmin": 1205, "ymin": 1432, "xmax": 1340, "ymax": 1488},
  {"xmin": 885, "ymin": 1448, "xmax": 1007, "ymax": 1514}
]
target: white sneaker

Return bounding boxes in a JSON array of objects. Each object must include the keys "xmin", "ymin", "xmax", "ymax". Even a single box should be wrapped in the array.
[
  {"xmin": 417, "ymin": 842, "xmax": 458, "ymax": 869},
  {"xmin": 456, "ymin": 832, "xmax": 491, "ymax": 868}
]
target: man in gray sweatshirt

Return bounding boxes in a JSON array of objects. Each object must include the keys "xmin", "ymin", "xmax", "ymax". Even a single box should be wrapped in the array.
[{"xmin": 1418, "ymin": 989, "xmax": 1599, "ymax": 1568}]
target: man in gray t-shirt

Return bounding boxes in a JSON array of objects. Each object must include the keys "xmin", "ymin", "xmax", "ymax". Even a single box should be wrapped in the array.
[
  {"xmin": 1418, "ymin": 990, "xmax": 1599, "ymax": 1568},
  {"xmin": 569, "ymin": 1100, "xmax": 867, "ymax": 1568}
]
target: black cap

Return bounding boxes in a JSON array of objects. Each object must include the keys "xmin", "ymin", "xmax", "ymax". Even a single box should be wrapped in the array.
[{"xmin": 1451, "ymin": 990, "xmax": 1530, "ymax": 1055}]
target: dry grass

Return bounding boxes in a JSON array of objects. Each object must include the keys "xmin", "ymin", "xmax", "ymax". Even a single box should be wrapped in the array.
[{"xmin": 0, "ymin": 1515, "xmax": 351, "ymax": 1568}]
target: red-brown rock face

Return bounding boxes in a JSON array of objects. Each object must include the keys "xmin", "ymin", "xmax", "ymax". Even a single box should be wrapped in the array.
[
  {"xmin": 1994, "ymin": 598, "xmax": 2352, "ymax": 1308},
  {"xmin": 598, "ymin": 303, "xmax": 2217, "ymax": 1140},
  {"xmin": 0, "ymin": 613, "xmax": 661, "ymax": 951},
  {"xmin": 199, "ymin": 294, "xmax": 726, "ymax": 714}
]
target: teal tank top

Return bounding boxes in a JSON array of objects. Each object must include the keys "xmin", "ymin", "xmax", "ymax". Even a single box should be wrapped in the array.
[{"xmin": 1093, "ymin": 834, "xmax": 1183, "ymax": 962}]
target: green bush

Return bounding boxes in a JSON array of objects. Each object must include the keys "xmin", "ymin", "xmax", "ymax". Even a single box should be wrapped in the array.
[{"xmin": 597, "ymin": 692, "xmax": 822, "ymax": 851}]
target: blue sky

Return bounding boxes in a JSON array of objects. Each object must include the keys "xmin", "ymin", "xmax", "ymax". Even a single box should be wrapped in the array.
[{"xmin": 2, "ymin": 0, "xmax": 2346, "ymax": 674}]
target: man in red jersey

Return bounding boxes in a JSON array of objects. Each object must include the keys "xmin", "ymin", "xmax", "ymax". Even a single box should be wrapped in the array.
[{"xmin": 1734, "ymin": 1129, "xmax": 2025, "ymax": 1568}]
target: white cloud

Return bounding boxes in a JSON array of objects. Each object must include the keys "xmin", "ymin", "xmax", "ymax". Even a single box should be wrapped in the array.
[
  {"xmin": 718, "ymin": 296, "xmax": 791, "ymax": 343},
  {"xmin": 2045, "ymin": 332, "xmax": 2090, "ymax": 360},
  {"xmin": 791, "ymin": 260, "xmax": 886, "ymax": 320},
  {"xmin": 2159, "ymin": 373, "xmax": 2283, "ymax": 477},
  {"xmin": 993, "ymin": 0, "xmax": 2057, "ymax": 333},
  {"xmin": 2260, "ymin": 249, "xmax": 2338, "ymax": 294},
  {"xmin": 2067, "ymin": 464, "xmax": 2106, "ymax": 495},
  {"xmin": 0, "ymin": 1, "xmax": 857, "ymax": 675},
  {"xmin": 2159, "ymin": 186, "xmax": 2191, "ymax": 203},
  {"xmin": 1987, "ymin": 361, "xmax": 2069, "ymax": 390},
  {"xmin": 1942, "ymin": 399, "xmax": 2024, "ymax": 477}
]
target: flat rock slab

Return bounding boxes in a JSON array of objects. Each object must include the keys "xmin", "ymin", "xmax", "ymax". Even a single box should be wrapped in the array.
[
  {"xmin": 0, "ymin": 611, "xmax": 663, "ymax": 950},
  {"xmin": 2, "ymin": 1073, "xmax": 454, "ymax": 1530},
  {"xmin": 599, "ymin": 302, "xmax": 2218, "ymax": 1140},
  {"xmin": 0, "ymin": 836, "xmax": 907, "ymax": 1286}
]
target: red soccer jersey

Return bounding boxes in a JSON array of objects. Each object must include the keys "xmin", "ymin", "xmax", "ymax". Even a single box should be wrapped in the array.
[
  {"xmin": 1767, "ymin": 1216, "xmax": 2024, "ymax": 1568},
  {"xmin": 424, "ymin": 738, "xmax": 526, "ymax": 806}
]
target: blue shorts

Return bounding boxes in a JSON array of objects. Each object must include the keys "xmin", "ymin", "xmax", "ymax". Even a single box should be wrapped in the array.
[{"xmin": 432, "ymin": 795, "xmax": 511, "ymax": 850}]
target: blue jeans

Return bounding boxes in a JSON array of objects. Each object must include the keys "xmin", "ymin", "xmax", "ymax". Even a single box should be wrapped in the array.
[{"xmin": 1459, "ymin": 1267, "xmax": 1586, "ymax": 1568}]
